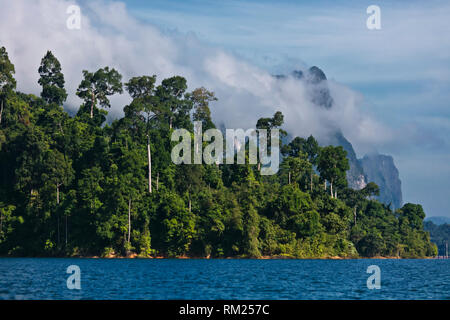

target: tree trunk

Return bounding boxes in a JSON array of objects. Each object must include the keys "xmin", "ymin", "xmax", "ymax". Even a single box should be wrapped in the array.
[
  {"xmin": 446, "ymin": 240, "xmax": 448, "ymax": 258},
  {"xmin": 0, "ymin": 99, "xmax": 3, "ymax": 125},
  {"xmin": 330, "ymin": 181, "xmax": 333, "ymax": 198},
  {"xmin": 57, "ymin": 183, "xmax": 61, "ymax": 245},
  {"xmin": 147, "ymin": 135, "xmax": 152, "ymax": 193},
  {"xmin": 353, "ymin": 207, "xmax": 357, "ymax": 225},
  {"xmin": 57, "ymin": 183, "xmax": 60, "ymax": 205},
  {"xmin": 169, "ymin": 117, "xmax": 173, "ymax": 129},
  {"xmin": 288, "ymin": 171, "xmax": 291, "ymax": 184},
  {"xmin": 156, "ymin": 172, "xmax": 159, "ymax": 191},
  {"xmin": 65, "ymin": 214, "xmax": 68, "ymax": 247},
  {"xmin": 128, "ymin": 199, "xmax": 131, "ymax": 245},
  {"xmin": 334, "ymin": 190, "xmax": 337, "ymax": 199},
  {"xmin": 324, "ymin": 181, "xmax": 326, "ymax": 190},
  {"xmin": 90, "ymin": 91, "xmax": 95, "ymax": 119},
  {"xmin": 310, "ymin": 172, "xmax": 313, "ymax": 192},
  {"xmin": 57, "ymin": 215, "xmax": 60, "ymax": 245}
]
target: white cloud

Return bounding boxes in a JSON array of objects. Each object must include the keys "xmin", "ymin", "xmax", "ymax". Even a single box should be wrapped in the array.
[{"xmin": 0, "ymin": 0, "xmax": 392, "ymax": 151}]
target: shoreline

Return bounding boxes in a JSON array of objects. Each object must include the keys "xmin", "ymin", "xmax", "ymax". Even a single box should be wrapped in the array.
[{"xmin": 0, "ymin": 254, "xmax": 437, "ymax": 260}]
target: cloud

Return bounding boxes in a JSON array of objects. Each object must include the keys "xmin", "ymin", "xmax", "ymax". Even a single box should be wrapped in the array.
[{"xmin": 0, "ymin": 0, "xmax": 392, "ymax": 154}]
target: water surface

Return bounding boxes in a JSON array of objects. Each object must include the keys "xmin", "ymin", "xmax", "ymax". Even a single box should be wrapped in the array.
[{"xmin": 0, "ymin": 258, "xmax": 448, "ymax": 299}]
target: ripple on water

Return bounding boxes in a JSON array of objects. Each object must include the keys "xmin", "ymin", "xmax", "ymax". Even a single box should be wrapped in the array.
[{"xmin": 0, "ymin": 258, "xmax": 448, "ymax": 300}]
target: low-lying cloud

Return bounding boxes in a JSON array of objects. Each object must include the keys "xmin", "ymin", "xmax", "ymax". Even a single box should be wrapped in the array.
[{"xmin": 0, "ymin": 0, "xmax": 392, "ymax": 154}]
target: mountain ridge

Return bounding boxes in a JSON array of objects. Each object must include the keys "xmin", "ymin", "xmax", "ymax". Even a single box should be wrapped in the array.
[{"xmin": 275, "ymin": 66, "xmax": 403, "ymax": 209}]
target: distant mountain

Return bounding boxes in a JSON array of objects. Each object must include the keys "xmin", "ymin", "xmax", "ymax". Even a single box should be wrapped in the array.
[
  {"xmin": 291, "ymin": 67, "xmax": 334, "ymax": 109},
  {"xmin": 425, "ymin": 216, "xmax": 450, "ymax": 225},
  {"xmin": 360, "ymin": 154, "xmax": 403, "ymax": 209},
  {"xmin": 327, "ymin": 131, "xmax": 367, "ymax": 190},
  {"xmin": 274, "ymin": 66, "xmax": 403, "ymax": 209}
]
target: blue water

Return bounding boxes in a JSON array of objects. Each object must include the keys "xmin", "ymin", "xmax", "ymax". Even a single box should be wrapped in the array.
[{"xmin": 0, "ymin": 258, "xmax": 448, "ymax": 300}]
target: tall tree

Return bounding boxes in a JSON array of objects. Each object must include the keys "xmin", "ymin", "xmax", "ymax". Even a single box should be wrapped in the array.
[
  {"xmin": 282, "ymin": 135, "xmax": 319, "ymax": 191},
  {"xmin": 304, "ymin": 136, "xmax": 319, "ymax": 191},
  {"xmin": 317, "ymin": 145, "xmax": 349, "ymax": 198},
  {"xmin": 155, "ymin": 76, "xmax": 190, "ymax": 130},
  {"xmin": 125, "ymin": 75, "xmax": 158, "ymax": 193},
  {"xmin": 76, "ymin": 67, "xmax": 123, "ymax": 119},
  {"xmin": 0, "ymin": 47, "xmax": 16, "ymax": 125},
  {"xmin": 256, "ymin": 111, "xmax": 287, "ymax": 171},
  {"xmin": 38, "ymin": 51, "xmax": 67, "ymax": 106},
  {"xmin": 190, "ymin": 87, "xmax": 217, "ymax": 130},
  {"xmin": 280, "ymin": 152, "xmax": 312, "ymax": 189}
]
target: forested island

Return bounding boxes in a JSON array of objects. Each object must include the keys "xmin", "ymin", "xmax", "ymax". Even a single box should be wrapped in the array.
[{"xmin": 0, "ymin": 47, "xmax": 438, "ymax": 258}]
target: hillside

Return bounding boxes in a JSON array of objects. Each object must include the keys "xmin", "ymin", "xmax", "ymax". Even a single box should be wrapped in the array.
[{"xmin": 0, "ymin": 47, "xmax": 436, "ymax": 258}]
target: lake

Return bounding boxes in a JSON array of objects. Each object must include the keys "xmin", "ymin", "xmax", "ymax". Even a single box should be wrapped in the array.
[{"xmin": 0, "ymin": 258, "xmax": 448, "ymax": 300}]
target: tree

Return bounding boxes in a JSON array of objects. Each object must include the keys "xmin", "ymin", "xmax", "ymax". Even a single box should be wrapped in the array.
[
  {"xmin": 280, "ymin": 152, "xmax": 312, "ymax": 189},
  {"xmin": 397, "ymin": 203, "xmax": 426, "ymax": 231},
  {"xmin": 45, "ymin": 149, "xmax": 74, "ymax": 205},
  {"xmin": 125, "ymin": 75, "xmax": 158, "ymax": 193},
  {"xmin": 243, "ymin": 204, "xmax": 261, "ymax": 257},
  {"xmin": 282, "ymin": 135, "xmax": 319, "ymax": 191},
  {"xmin": 152, "ymin": 191, "xmax": 196, "ymax": 256},
  {"xmin": 256, "ymin": 111, "xmax": 286, "ymax": 136},
  {"xmin": 256, "ymin": 111, "xmax": 287, "ymax": 171},
  {"xmin": 341, "ymin": 188, "xmax": 363, "ymax": 225},
  {"xmin": 317, "ymin": 145, "xmax": 349, "ymax": 198},
  {"xmin": 117, "ymin": 147, "xmax": 146, "ymax": 254},
  {"xmin": 76, "ymin": 67, "xmax": 123, "ymax": 119},
  {"xmin": 190, "ymin": 87, "xmax": 217, "ymax": 130},
  {"xmin": 357, "ymin": 231, "xmax": 385, "ymax": 257},
  {"xmin": 0, "ymin": 46, "xmax": 16, "ymax": 125},
  {"xmin": 155, "ymin": 76, "xmax": 190, "ymax": 130},
  {"xmin": 125, "ymin": 75, "xmax": 156, "ymax": 99},
  {"xmin": 38, "ymin": 51, "xmax": 67, "ymax": 105},
  {"xmin": 0, "ymin": 203, "xmax": 16, "ymax": 242},
  {"xmin": 361, "ymin": 182, "xmax": 380, "ymax": 199}
]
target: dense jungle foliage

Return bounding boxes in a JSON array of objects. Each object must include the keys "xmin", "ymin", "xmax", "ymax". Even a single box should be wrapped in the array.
[{"xmin": 0, "ymin": 48, "xmax": 437, "ymax": 258}]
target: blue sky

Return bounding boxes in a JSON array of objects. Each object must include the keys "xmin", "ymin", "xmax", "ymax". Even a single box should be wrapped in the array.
[{"xmin": 122, "ymin": 0, "xmax": 450, "ymax": 217}]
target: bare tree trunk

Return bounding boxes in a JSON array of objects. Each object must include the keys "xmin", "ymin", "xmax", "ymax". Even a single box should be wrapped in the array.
[
  {"xmin": 128, "ymin": 199, "xmax": 131, "ymax": 245},
  {"xmin": 0, "ymin": 99, "xmax": 3, "ymax": 125},
  {"xmin": 57, "ymin": 183, "xmax": 61, "ymax": 245},
  {"xmin": 353, "ymin": 207, "xmax": 357, "ymax": 225},
  {"xmin": 57, "ymin": 183, "xmax": 60, "ymax": 205},
  {"xmin": 446, "ymin": 240, "xmax": 448, "ymax": 258},
  {"xmin": 65, "ymin": 214, "xmax": 68, "ymax": 247},
  {"xmin": 324, "ymin": 181, "xmax": 326, "ymax": 190},
  {"xmin": 288, "ymin": 171, "xmax": 291, "ymax": 184},
  {"xmin": 147, "ymin": 135, "xmax": 152, "ymax": 193},
  {"xmin": 169, "ymin": 117, "xmax": 172, "ymax": 129},
  {"xmin": 330, "ymin": 181, "xmax": 333, "ymax": 198},
  {"xmin": 57, "ymin": 215, "xmax": 60, "ymax": 245},
  {"xmin": 188, "ymin": 188, "xmax": 192, "ymax": 212},
  {"xmin": 90, "ymin": 91, "xmax": 95, "ymax": 119},
  {"xmin": 334, "ymin": 190, "xmax": 337, "ymax": 199},
  {"xmin": 156, "ymin": 172, "xmax": 159, "ymax": 191}
]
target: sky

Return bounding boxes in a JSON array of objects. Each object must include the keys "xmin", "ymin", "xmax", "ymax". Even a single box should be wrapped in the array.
[{"xmin": 0, "ymin": 0, "xmax": 449, "ymax": 217}]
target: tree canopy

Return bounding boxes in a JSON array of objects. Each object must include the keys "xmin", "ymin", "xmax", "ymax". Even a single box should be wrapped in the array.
[{"xmin": 0, "ymin": 47, "xmax": 437, "ymax": 258}]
